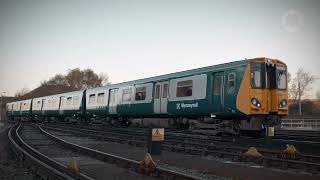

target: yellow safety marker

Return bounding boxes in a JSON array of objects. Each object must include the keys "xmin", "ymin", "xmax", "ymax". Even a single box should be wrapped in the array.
[
  {"xmin": 266, "ymin": 127, "xmax": 274, "ymax": 137},
  {"xmin": 151, "ymin": 128, "xmax": 164, "ymax": 141},
  {"xmin": 243, "ymin": 147, "xmax": 262, "ymax": 157},
  {"xmin": 67, "ymin": 157, "xmax": 80, "ymax": 173}
]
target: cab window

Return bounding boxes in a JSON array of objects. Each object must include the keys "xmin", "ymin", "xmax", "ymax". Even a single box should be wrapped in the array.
[
  {"xmin": 251, "ymin": 63, "xmax": 263, "ymax": 88},
  {"xmin": 277, "ymin": 65, "xmax": 287, "ymax": 90}
]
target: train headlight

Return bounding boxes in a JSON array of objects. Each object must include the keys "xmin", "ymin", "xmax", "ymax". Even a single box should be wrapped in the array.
[
  {"xmin": 279, "ymin": 99, "xmax": 287, "ymax": 108},
  {"xmin": 251, "ymin": 98, "xmax": 261, "ymax": 108}
]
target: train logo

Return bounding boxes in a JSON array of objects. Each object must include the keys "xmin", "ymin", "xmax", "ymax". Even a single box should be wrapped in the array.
[{"xmin": 176, "ymin": 102, "xmax": 199, "ymax": 109}]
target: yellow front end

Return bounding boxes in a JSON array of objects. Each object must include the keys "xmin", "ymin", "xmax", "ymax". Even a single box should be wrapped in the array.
[{"xmin": 236, "ymin": 57, "xmax": 288, "ymax": 131}]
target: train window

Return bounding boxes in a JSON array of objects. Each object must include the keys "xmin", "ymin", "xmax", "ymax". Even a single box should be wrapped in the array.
[
  {"xmin": 97, "ymin": 93, "xmax": 105, "ymax": 104},
  {"xmin": 251, "ymin": 71, "xmax": 261, "ymax": 88},
  {"xmin": 227, "ymin": 73, "xmax": 235, "ymax": 94},
  {"xmin": 213, "ymin": 76, "xmax": 222, "ymax": 95},
  {"xmin": 135, "ymin": 87, "xmax": 146, "ymax": 101},
  {"xmin": 176, "ymin": 80, "xmax": 193, "ymax": 97},
  {"xmin": 251, "ymin": 63, "xmax": 264, "ymax": 88},
  {"xmin": 88, "ymin": 94, "xmax": 96, "ymax": 105},
  {"xmin": 163, "ymin": 83, "xmax": 168, "ymax": 98},
  {"xmin": 277, "ymin": 65, "xmax": 287, "ymax": 90},
  {"xmin": 48, "ymin": 100, "xmax": 52, "ymax": 107},
  {"xmin": 66, "ymin": 97, "xmax": 72, "ymax": 106},
  {"xmin": 52, "ymin": 99, "xmax": 56, "ymax": 107},
  {"xmin": 122, "ymin": 88, "xmax": 132, "ymax": 102},
  {"xmin": 155, "ymin": 85, "xmax": 160, "ymax": 99},
  {"xmin": 73, "ymin": 96, "xmax": 79, "ymax": 106}
]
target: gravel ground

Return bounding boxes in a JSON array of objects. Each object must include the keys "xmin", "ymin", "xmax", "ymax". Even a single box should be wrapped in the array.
[
  {"xmin": 0, "ymin": 123, "xmax": 37, "ymax": 180},
  {"xmin": 47, "ymin": 129, "xmax": 320, "ymax": 180}
]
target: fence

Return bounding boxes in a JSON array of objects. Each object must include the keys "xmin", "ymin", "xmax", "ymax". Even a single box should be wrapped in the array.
[{"xmin": 281, "ymin": 119, "xmax": 320, "ymax": 130}]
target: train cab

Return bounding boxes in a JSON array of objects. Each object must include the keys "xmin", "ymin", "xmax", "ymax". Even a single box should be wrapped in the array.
[{"xmin": 237, "ymin": 58, "xmax": 288, "ymax": 131}]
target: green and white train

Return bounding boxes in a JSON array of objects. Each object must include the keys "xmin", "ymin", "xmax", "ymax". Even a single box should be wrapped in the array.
[{"xmin": 6, "ymin": 57, "xmax": 288, "ymax": 133}]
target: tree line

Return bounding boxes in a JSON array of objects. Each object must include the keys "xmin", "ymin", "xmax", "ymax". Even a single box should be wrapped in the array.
[{"xmin": 14, "ymin": 68, "xmax": 109, "ymax": 99}]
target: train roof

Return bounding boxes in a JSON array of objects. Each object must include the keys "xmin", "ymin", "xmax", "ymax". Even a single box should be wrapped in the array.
[
  {"xmin": 100, "ymin": 58, "xmax": 249, "ymax": 89},
  {"xmin": 8, "ymin": 57, "xmax": 284, "ymax": 104}
]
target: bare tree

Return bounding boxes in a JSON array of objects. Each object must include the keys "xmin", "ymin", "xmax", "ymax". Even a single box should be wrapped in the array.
[
  {"xmin": 64, "ymin": 68, "xmax": 110, "ymax": 90},
  {"xmin": 98, "ymin": 73, "xmax": 111, "ymax": 86},
  {"xmin": 65, "ymin": 68, "xmax": 83, "ymax": 90},
  {"xmin": 316, "ymin": 90, "xmax": 320, "ymax": 100},
  {"xmin": 46, "ymin": 74, "xmax": 67, "ymax": 86},
  {"xmin": 289, "ymin": 68, "xmax": 316, "ymax": 115},
  {"xmin": 287, "ymin": 72, "xmax": 291, "ymax": 85},
  {"xmin": 15, "ymin": 88, "xmax": 30, "ymax": 97}
]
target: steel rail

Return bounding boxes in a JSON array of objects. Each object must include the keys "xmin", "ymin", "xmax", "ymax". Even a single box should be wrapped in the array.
[
  {"xmin": 8, "ymin": 124, "xmax": 93, "ymax": 180},
  {"xmin": 37, "ymin": 125, "xmax": 201, "ymax": 180},
  {"xmin": 41, "ymin": 124, "xmax": 320, "ymax": 173},
  {"xmin": 42, "ymin": 125, "xmax": 320, "ymax": 163}
]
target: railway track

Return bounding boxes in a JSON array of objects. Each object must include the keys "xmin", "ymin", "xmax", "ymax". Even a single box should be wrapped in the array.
[
  {"xmin": 41, "ymin": 123, "xmax": 320, "ymax": 174},
  {"xmin": 275, "ymin": 129, "xmax": 320, "ymax": 142},
  {"xmin": 8, "ymin": 124, "xmax": 93, "ymax": 180},
  {"xmin": 8, "ymin": 123, "xmax": 201, "ymax": 180},
  {"xmin": 43, "ymin": 123, "xmax": 320, "ymax": 155}
]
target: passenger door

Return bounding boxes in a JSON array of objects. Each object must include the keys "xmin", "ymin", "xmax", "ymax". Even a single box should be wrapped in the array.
[
  {"xmin": 59, "ymin": 97, "xmax": 64, "ymax": 115},
  {"xmin": 154, "ymin": 81, "xmax": 169, "ymax": 114},
  {"xmin": 108, "ymin": 89, "xmax": 118, "ymax": 114},
  {"xmin": 212, "ymin": 72, "xmax": 225, "ymax": 113}
]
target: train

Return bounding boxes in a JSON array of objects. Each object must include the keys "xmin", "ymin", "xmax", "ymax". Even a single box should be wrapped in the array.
[{"xmin": 6, "ymin": 57, "xmax": 288, "ymax": 135}]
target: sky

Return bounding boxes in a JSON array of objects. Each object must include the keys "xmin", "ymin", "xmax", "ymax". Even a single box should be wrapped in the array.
[{"xmin": 0, "ymin": 0, "xmax": 319, "ymax": 97}]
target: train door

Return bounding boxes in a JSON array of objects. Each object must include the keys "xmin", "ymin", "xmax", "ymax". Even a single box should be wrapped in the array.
[
  {"xmin": 154, "ymin": 81, "xmax": 169, "ymax": 114},
  {"xmin": 108, "ymin": 89, "xmax": 118, "ymax": 114},
  {"xmin": 59, "ymin": 97, "xmax": 64, "ymax": 115},
  {"xmin": 212, "ymin": 72, "xmax": 225, "ymax": 113}
]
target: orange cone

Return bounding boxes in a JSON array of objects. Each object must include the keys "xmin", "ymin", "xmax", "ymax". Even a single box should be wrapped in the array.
[
  {"xmin": 283, "ymin": 144, "xmax": 300, "ymax": 158},
  {"xmin": 243, "ymin": 147, "xmax": 263, "ymax": 157},
  {"xmin": 139, "ymin": 153, "xmax": 156, "ymax": 172}
]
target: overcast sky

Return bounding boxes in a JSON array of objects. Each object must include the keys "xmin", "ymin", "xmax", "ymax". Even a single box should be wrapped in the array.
[{"xmin": 0, "ymin": 0, "xmax": 319, "ymax": 97}]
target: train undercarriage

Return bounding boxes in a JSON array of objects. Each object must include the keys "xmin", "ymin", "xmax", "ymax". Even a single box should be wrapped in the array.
[{"xmin": 8, "ymin": 113, "xmax": 282, "ymax": 137}]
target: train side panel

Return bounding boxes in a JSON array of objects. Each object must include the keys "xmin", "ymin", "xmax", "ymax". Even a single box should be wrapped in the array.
[
  {"xmin": 59, "ymin": 90, "xmax": 85, "ymax": 117},
  {"xmin": 117, "ymin": 83, "xmax": 154, "ymax": 116},
  {"xmin": 85, "ymin": 87, "xmax": 108, "ymax": 118}
]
